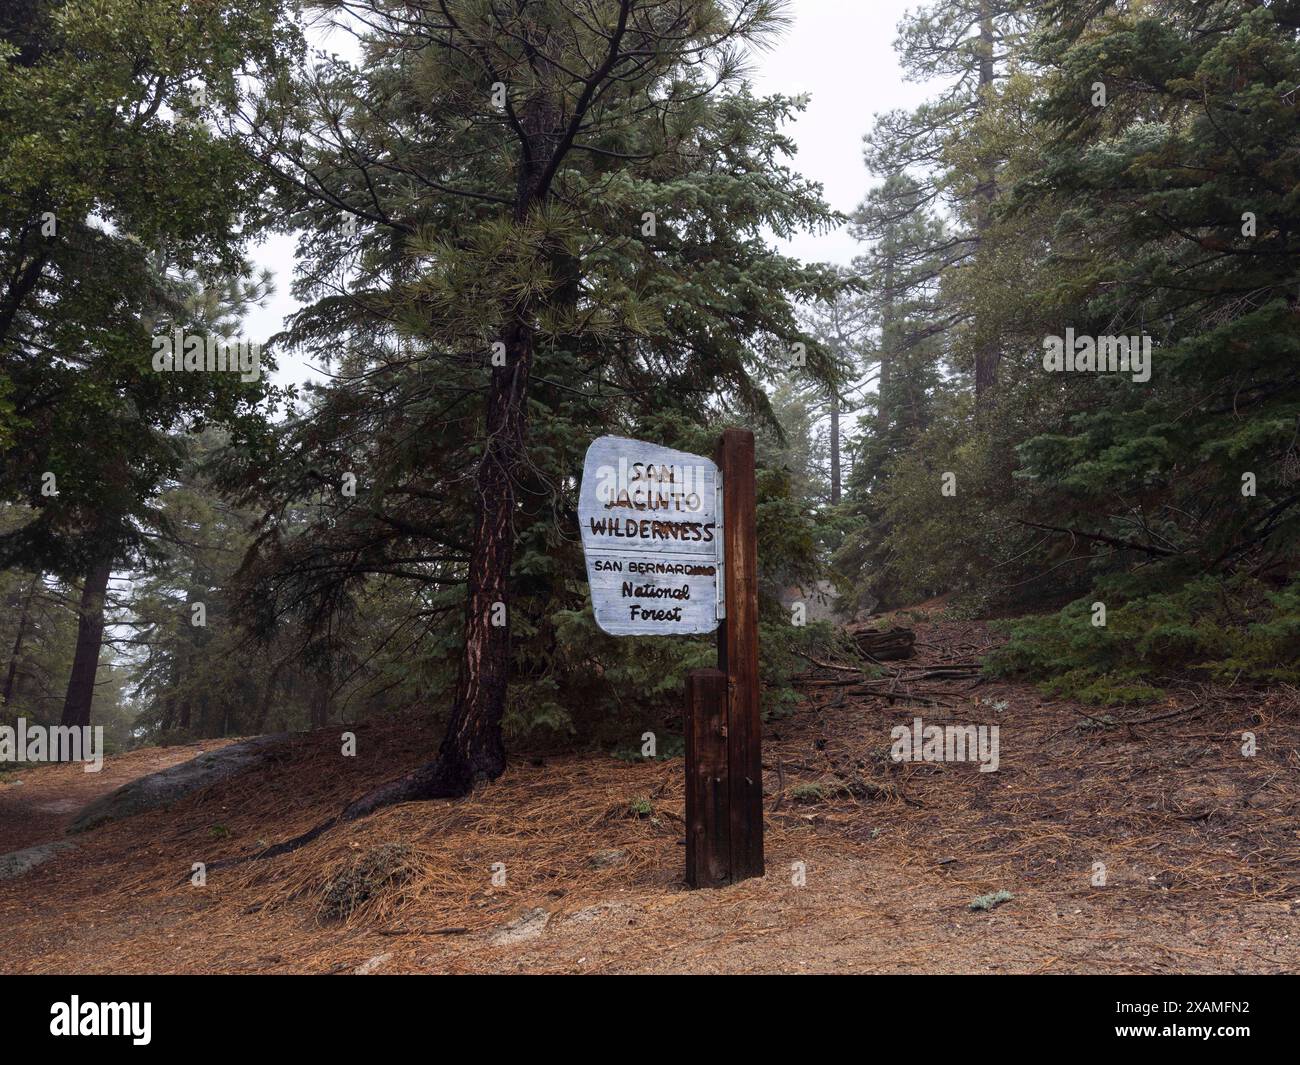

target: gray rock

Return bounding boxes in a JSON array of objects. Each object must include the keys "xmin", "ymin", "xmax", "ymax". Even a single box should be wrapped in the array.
[
  {"xmin": 566, "ymin": 901, "xmax": 637, "ymax": 925},
  {"xmin": 587, "ymin": 847, "xmax": 628, "ymax": 869},
  {"xmin": 0, "ymin": 840, "xmax": 76, "ymax": 880},
  {"xmin": 489, "ymin": 907, "xmax": 551, "ymax": 945},
  {"xmin": 68, "ymin": 733, "xmax": 294, "ymax": 834},
  {"xmin": 354, "ymin": 952, "xmax": 393, "ymax": 975}
]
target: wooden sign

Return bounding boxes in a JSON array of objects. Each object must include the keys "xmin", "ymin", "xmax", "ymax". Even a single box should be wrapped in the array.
[
  {"xmin": 578, "ymin": 429, "xmax": 763, "ymax": 890},
  {"xmin": 578, "ymin": 435, "xmax": 722, "ymax": 637}
]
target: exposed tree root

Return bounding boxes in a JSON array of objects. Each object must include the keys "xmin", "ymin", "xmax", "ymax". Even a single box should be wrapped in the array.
[
  {"xmin": 338, "ymin": 755, "xmax": 472, "ymax": 823},
  {"xmin": 194, "ymin": 755, "xmax": 480, "ymax": 880}
]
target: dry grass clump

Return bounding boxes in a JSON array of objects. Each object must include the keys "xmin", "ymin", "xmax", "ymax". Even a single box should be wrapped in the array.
[{"xmin": 317, "ymin": 842, "xmax": 420, "ymax": 921}]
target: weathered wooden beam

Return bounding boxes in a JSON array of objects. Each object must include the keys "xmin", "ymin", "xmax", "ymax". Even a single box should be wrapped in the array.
[
  {"xmin": 715, "ymin": 428, "xmax": 763, "ymax": 883},
  {"xmin": 684, "ymin": 667, "xmax": 729, "ymax": 888}
]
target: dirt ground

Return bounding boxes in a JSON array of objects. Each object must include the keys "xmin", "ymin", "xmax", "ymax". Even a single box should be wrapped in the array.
[
  {"xmin": 2, "ymin": 619, "xmax": 1297, "ymax": 974},
  {"xmin": 0, "ymin": 740, "xmax": 234, "ymax": 854}
]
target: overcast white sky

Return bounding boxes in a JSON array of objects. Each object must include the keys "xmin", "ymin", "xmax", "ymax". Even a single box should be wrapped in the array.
[{"xmin": 245, "ymin": 0, "xmax": 932, "ymax": 387}]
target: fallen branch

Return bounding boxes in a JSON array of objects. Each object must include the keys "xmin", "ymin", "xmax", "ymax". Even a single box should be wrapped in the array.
[
  {"xmin": 843, "ymin": 688, "xmax": 957, "ymax": 707},
  {"xmin": 793, "ymin": 650, "xmax": 869, "ymax": 674},
  {"xmin": 1015, "ymin": 519, "xmax": 1179, "ymax": 558}
]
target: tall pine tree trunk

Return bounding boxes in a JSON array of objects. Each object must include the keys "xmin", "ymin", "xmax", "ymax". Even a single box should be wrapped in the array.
[
  {"xmin": 255, "ymin": 660, "xmax": 283, "ymax": 732},
  {"xmin": 879, "ymin": 254, "xmax": 896, "ymax": 432},
  {"xmin": 3, "ymin": 575, "xmax": 37, "ymax": 707},
  {"xmin": 829, "ymin": 391, "xmax": 842, "ymax": 505},
  {"xmin": 334, "ymin": 314, "xmax": 537, "ymax": 820},
  {"xmin": 972, "ymin": 2, "xmax": 1000, "ymax": 406},
  {"xmin": 440, "ymin": 315, "xmax": 533, "ymax": 780},
  {"xmin": 340, "ymin": 121, "xmax": 551, "ymax": 815},
  {"xmin": 310, "ymin": 673, "xmax": 330, "ymax": 729},
  {"xmin": 59, "ymin": 557, "xmax": 111, "ymax": 730},
  {"xmin": 415, "ymin": 98, "xmax": 558, "ymax": 795}
]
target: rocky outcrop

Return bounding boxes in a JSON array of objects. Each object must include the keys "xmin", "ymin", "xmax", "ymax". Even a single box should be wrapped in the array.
[{"xmin": 67, "ymin": 734, "xmax": 294, "ymax": 834}]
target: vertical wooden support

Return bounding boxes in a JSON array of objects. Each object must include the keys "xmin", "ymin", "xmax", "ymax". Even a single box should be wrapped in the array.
[
  {"xmin": 715, "ymin": 428, "xmax": 764, "ymax": 882},
  {"xmin": 684, "ymin": 668, "xmax": 729, "ymax": 888},
  {"xmin": 682, "ymin": 428, "xmax": 763, "ymax": 889}
]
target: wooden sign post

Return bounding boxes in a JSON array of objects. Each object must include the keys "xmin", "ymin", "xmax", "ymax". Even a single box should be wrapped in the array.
[
  {"xmin": 685, "ymin": 428, "xmax": 763, "ymax": 887},
  {"xmin": 578, "ymin": 429, "xmax": 762, "ymax": 889},
  {"xmin": 684, "ymin": 667, "xmax": 729, "ymax": 888}
]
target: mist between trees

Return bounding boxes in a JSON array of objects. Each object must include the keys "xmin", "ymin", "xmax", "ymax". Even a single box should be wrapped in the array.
[{"xmin": 2, "ymin": 0, "xmax": 1298, "ymax": 778}]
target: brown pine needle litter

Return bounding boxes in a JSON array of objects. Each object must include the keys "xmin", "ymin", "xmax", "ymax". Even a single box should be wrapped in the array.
[{"xmin": 2, "ymin": 618, "xmax": 1297, "ymax": 974}]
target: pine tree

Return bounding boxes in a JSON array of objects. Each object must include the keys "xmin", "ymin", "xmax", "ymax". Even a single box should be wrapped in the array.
[
  {"xmin": 985, "ymin": 0, "xmax": 1300, "ymax": 691},
  {"xmin": 863, "ymin": 0, "xmax": 1033, "ymax": 407},
  {"xmin": 235, "ymin": 0, "xmax": 843, "ymax": 828},
  {"xmin": 0, "ymin": 0, "xmax": 292, "ymax": 731}
]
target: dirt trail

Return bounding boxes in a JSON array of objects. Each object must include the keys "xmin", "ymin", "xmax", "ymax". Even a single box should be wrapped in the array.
[
  {"xmin": 1, "ymin": 620, "xmax": 1297, "ymax": 974},
  {"xmin": 0, "ymin": 740, "xmax": 233, "ymax": 854}
]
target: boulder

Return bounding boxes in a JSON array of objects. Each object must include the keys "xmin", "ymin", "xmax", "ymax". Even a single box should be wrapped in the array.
[
  {"xmin": 68, "ymin": 733, "xmax": 294, "ymax": 834},
  {"xmin": 0, "ymin": 840, "xmax": 76, "ymax": 880}
]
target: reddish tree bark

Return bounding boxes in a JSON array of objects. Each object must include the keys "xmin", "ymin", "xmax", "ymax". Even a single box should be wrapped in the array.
[{"xmin": 59, "ymin": 558, "xmax": 112, "ymax": 730}]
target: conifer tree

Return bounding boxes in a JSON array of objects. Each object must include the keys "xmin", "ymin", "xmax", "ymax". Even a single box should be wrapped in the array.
[{"xmin": 236, "ymin": 0, "xmax": 842, "ymax": 821}]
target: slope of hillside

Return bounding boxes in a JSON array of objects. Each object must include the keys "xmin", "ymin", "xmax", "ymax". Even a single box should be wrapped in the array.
[{"xmin": 1, "ymin": 621, "xmax": 1295, "ymax": 974}]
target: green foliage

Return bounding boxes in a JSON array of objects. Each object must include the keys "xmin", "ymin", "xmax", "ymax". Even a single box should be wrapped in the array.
[
  {"xmin": 836, "ymin": 0, "xmax": 1300, "ymax": 704},
  {"xmin": 791, "ymin": 782, "xmax": 827, "ymax": 804},
  {"xmin": 11, "ymin": 0, "xmax": 1300, "ymax": 750},
  {"xmin": 627, "ymin": 796, "xmax": 654, "ymax": 818},
  {"xmin": 232, "ymin": 14, "xmax": 844, "ymax": 751},
  {"xmin": 988, "ymin": 575, "xmax": 1300, "ymax": 704},
  {"xmin": 969, "ymin": 889, "xmax": 1013, "ymax": 912},
  {"xmin": 0, "ymin": 0, "xmax": 297, "ymax": 576}
]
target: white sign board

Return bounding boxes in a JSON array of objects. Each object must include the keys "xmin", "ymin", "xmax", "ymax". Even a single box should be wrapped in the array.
[{"xmin": 579, "ymin": 435, "xmax": 723, "ymax": 636}]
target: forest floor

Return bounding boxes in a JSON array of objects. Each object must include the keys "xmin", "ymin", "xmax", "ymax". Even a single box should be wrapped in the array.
[
  {"xmin": 0, "ymin": 739, "xmax": 234, "ymax": 854},
  {"xmin": 2, "ymin": 615, "xmax": 1297, "ymax": 974}
]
